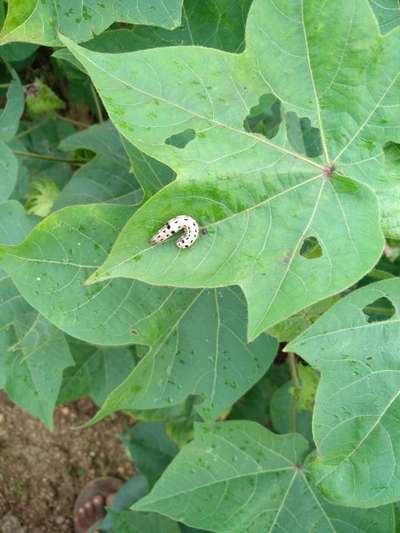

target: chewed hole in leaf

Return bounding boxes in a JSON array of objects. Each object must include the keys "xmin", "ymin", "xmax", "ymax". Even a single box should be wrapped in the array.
[
  {"xmin": 383, "ymin": 141, "xmax": 400, "ymax": 167},
  {"xmin": 362, "ymin": 297, "xmax": 396, "ymax": 323},
  {"xmin": 165, "ymin": 128, "xmax": 196, "ymax": 149},
  {"xmin": 243, "ymin": 94, "xmax": 282, "ymax": 139},
  {"xmin": 74, "ymin": 148, "xmax": 96, "ymax": 162},
  {"xmin": 286, "ymin": 111, "xmax": 322, "ymax": 158},
  {"xmin": 300, "ymin": 236, "xmax": 323, "ymax": 259}
]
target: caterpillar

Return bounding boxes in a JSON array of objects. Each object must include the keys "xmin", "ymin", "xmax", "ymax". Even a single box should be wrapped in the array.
[{"xmin": 150, "ymin": 215, "xmax": 199, "ymax": 249}]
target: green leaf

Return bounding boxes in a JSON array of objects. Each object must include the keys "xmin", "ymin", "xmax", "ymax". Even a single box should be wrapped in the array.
[
  {"xmin": 0, "ymin": 42, "xmax": 38, "ymax": 63},
  {"xmin": 51, "ymin": 54, "xmax": 95, "ymax": 109},
  {"xmin": 87, "ymin": 174, "xmax": 382, "ymax": 340},
  {"xmin": 61, "ymin": 0, "xmax": 387, "ymax": 339},
  {"xmin": 0, "ymin": 203, "xmax": 198, "ymax": 346},
  {"xmin": 10, "ymin": 118, "xmax": 74, "ymax": 201},
  {"xmin": 376, "ymin": 143, "xmax": 400, "ymax": 239},
  {"xmin": 55, "ymin": 121, "xmax": 143, "ymax": 208},
  {"xmin": 267, "ymin": 296, "xmax": 340, "ymax": 343},
  {"xmin": 87, "ymin": 287, "xmax": 278, "ymax": 423},
  {"xmin": 0, "ymin": 0, "xmax": 184, "ymax": 46},
  {"xmin": 0, "ymin": 201, "xmax": 278, "ymax": 419},
  {"xmin": 288, "ymin": 278, "xmax": 400, "ymax": 507},
  {"xmin": 52, "ymin": 0, "xmax": 252, "ymax": 72},
  {"xmin": 0, "ymin": 141, "xmax": 18, "ymax": 201},
  {"xmin": 16, "ymin": 117, "xmax": 75, "ymax": 156},
  {"xmin": 0, "ymin": 75, "xmax": 24, "ymax": 201},
  {"xmin": 0, "ymin": 200, "xmax": 36, "ymax": 243},
  {"xmin": 108, "ymin": 510, "xmax": 180, "ymax": 533},
  {"xmin": 2, "ymin": 308, "xmax": 73, "ymax": 428},
  {"xmin": 58, "ymin": 338, "xmax": 136, "ymax": 406},
  {"xmin": 181, "ymin": 527, "xmax": 213, "ymax": 533},
  {"xmin": 133, "ymin": 421, "xmax": 395, "ymax": 533},
  {"xmin": 0, "ymin": 200, "xmax": 73, "ymax": 428},
  {"xmin": 0, "ymin": 77, "xmax": 24, "ymax": 142},
  {"xmin": 122, "ymin": 139, "xmax": 175, "ymax": 201},
  {"xmin": 86, "ymin": 0, "xmax": 251, "ymax": 54},
  {"xmin": 369, "ymin": 0, "xmax": 400, "ymax": 33},
  {"xmin": 228, "ymin": 365, "xmax": 288, "ymax": 426},
  {"xmin": 121, "ymin": 422, "xmax": 178, "ymax": 487},
  {"xmin": 53, "ymin": 0, "xmax": 253, "ymax": 201}
]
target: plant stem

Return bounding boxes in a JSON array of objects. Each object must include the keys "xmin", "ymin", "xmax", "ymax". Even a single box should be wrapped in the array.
[
  {"xmin": 55, "ymin": 113, "xmax": 90, "ymax": 128},
  {"xmin": 287, "ymin": 352, "xmax": 301, "ymax": 433},
  {"xmin": 90, "ymin": 84, "xmax": 104, "ymax": 123},
  {"xmin": 14, "ymin": 150, "xmax": 86, "ymax": 165},
  {"xmin": 0, "ymin": 83, "xmax": 10, "ymax": 89},
  {"xmin": 16, "ymin": 118, "xmax": 50, "ymax": 139}
]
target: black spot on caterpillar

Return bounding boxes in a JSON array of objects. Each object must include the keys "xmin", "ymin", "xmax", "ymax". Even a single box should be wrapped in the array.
[{"xmin": 150, "ymin": 215, "xmax": 199, "ymax": 249}]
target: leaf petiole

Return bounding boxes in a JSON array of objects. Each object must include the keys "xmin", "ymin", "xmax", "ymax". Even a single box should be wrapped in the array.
[
  {"xmin": 13, "ymin": 150, "xmax": 87, "ymax": 165},
  {"xmin": 287, "ymin": 352, "xmax": 301, "ymax": 433}
]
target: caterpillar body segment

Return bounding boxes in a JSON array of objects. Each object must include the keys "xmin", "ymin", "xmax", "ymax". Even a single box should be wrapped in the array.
[{"xmin": 150, "ymin": 215, "xmax": 200, "ymax": 249}]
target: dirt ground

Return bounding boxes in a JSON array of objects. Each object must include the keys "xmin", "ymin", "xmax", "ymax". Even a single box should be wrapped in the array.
[{"xmin": 0, "ymin": 392, "xmax": 135, "ymax": 533}]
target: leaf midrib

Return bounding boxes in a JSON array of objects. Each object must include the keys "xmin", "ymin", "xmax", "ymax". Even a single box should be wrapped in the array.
[
  {"xmin": 92, "ymin": 289, "xmax": 204, "ymax": 420},
  {"xmin": 301, "ymin": 0, "xmax": 329, "ymax": 163},
  {"xmin": 69, "ymin": 39, "xmax": 325, "ymax": 172},
  {"xmin": 90, "ymin": 173, "xmax": 323, "ymax": 282},
  {"xmin": 253, "ymin": 177, "xmax": 326, "ymax": 333},
  {"xmin": 291, "ymin": 316, "xmax": 400, "ymax": 348},
  {"xmin": 316, "ymin": 384, "xmax": 400, "ymax": 487},
  {"xmin": 136, "ymin": 466, "xmax": 296, "ymax": 509}
]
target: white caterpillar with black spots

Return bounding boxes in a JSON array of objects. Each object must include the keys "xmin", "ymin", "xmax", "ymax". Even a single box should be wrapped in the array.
[{"xmin": 150, "ymin": 215, "xmax": 199, "ymax": 249}]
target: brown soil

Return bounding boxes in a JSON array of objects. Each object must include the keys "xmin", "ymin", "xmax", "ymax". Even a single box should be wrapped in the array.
[{"xmin": 0, "ymin": 392, "xmax": 135, "ymax": 533}]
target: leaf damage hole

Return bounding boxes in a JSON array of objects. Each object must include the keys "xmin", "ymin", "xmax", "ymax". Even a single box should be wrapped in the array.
[
  {"xmin": 299, "ymin": 236, "xmax": 323, "ymax": 259},
  {"xmin": 243, "ymin": 94, "xmax": 282, "ymax": 139},
  {"xmin": 165, "ymin": 128, "xmax": 196, "ymax": 149},
  {"xmin": 286, "ymin": 111, "xmax": 322, "ymax": 158},
  {"xmin": 362, "ymin": 297, "xmax": 396, "ymax": 323},
  {"xmin": 383, "ymin": 141, "xmax": 400, "ymax": 166}
]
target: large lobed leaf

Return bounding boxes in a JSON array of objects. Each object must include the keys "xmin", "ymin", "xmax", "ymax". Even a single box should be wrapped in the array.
[
  {"xmin": 0, "ymin": 76, "xmax": 25, "ymax": 142},
  {"xmin": 132, "ymin": 421, "xmax": 395, "ymax": 532},
  {"xmin": 0, "ymin": 203, "xmax": 277, "ymax": 419},
  {"xmin": 0, "ymin": 203, "xmax": 192, "ymax": 346},
  {"xmin": 0, "ymin": 200, "xmax": 73, "ymax": 428},
  {"xmin": 0, "ymin": 74, "xmax": 25, "ymax": 202},
  {"xmin": 0, "ymin": 0, "xmax": 184, "ymax": 46},
  {"xmin": 87, "ymin": 287, "xmax": 278, "ymax": 423},
  {"xmin": 121, "ymin": 421, "xmax": 179, "ymax": 488},
  {"xmin": 288, "ymin": 278, "xmax": 400, "ymax": 507},
  {"xmin": 72, "ymin": 0, "xmax": 251, "ymax": 55},
  {"xmin": 60, "ymin": 0, "xmax": 393, "ymax": 339},
  {"xmin": 58, "ymin": 338, "xmax": 136, "ymax": 406}
]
